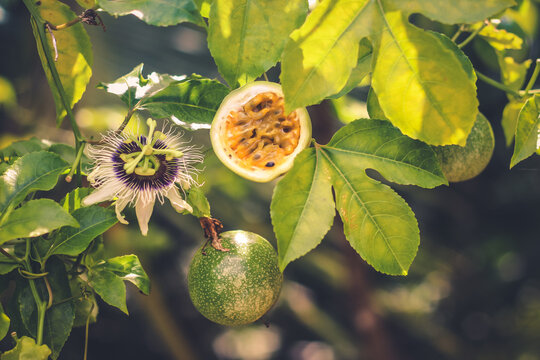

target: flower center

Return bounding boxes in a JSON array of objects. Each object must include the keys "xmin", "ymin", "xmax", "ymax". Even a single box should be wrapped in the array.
[{"xmin": 120, "ymin": 119, "xmax": 184, "ymax": 176}]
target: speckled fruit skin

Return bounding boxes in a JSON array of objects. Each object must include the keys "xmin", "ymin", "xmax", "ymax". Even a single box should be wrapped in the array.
[
  {"xmin": 188, "ymin": 231, "xmax": 283, "ymax": 326},
  {"xmin": 433, "ymin": 113, "xmax": 495, "ymax": 182},
  {"xmin": 210, "ymin": 81, "xmax": 312, "ymax": 183}
]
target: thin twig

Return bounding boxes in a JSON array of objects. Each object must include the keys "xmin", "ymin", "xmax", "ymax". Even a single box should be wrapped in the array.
[
  {"xmin": 44, "ymin": 276, "xmax": 54, "ymax": 309},
  {"xmin": 458, "ymin": 21, "xmax": 488, "ymax": 49}
]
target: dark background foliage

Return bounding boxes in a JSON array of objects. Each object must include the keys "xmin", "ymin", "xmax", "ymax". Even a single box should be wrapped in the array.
[{"xmin": 1, "ymin": 0, "xmax": 540, "ymax": 359}]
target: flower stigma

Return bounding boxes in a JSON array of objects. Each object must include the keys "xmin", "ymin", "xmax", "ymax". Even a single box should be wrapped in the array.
[{"xmin": 82, "ymin": 118, "xmax": 202, "ymax": 236}]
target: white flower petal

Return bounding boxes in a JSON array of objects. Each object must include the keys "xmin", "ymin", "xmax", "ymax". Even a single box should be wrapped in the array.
[
  {"xmin": 166, "ymin": 187, "xmax": 193, "ymax": 213},
  {"xmin": 115, "ymin": 197, "xmax": 130, "ymax": 225},
  {"xmin": 135, "ymin": 198, "xmax": 155, "ymax": 236},
  {"xmin": 82, "ymin": 182, "xmax": 119, "ymax": 206}
]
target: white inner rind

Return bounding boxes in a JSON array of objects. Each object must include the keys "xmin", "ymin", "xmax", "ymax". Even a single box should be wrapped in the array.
[{"xmin": 211, "ymin": 82, "xmax": 311, "ymax": 183}]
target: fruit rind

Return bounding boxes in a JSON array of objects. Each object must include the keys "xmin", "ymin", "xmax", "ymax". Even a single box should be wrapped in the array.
[
  {"xmin": 188, "ymin": 230, "xmax": 283, "ymax": 326},
  {"xmin": 433, "ymin": 113, "xmax": 494, "ymax": 182},
  {"xmin": 211, "ymin": 81, "xmax": 311, "ymax": 182}
]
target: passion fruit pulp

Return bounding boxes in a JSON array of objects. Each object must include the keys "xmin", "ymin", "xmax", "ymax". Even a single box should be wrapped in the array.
[
  {"xmin": 188, "ymin": 230, "xmax": 283, "ymax": 326},
  {"xmin": 211, "ymin": 81, "xmax": 311, "ymax": 182}
]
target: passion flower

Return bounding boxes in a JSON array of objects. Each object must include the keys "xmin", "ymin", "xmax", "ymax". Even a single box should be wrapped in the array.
[
  {"xmin": 210, "ymin": 81, "xmax": 311, "ymax": 182},
  {"xmin": 82, "ymin": 119, "xmax": 202, "ymax": 235}
]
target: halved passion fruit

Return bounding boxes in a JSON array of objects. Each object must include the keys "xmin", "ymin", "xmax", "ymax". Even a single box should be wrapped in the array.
[{"xmin": 210, "ymin": 81, "xmax": 312, "ymax": 182}]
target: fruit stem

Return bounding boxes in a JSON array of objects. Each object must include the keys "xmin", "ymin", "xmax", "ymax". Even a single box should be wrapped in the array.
[{"xmin": 199, "ymin": 217, "xmax": 229, "ymax": 253}]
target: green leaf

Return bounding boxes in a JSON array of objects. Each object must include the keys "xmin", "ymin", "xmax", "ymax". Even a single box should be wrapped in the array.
[
  {"xmin": 0, "ymin": 151, "xmax": 69, "ymax": 214},
  {"xmin": 371, "ymin": 8, "xmax": 478, "ymax": 145},
  {"xmin": 32, "ymin": 0, "xmax": 92, "ymax": 125},
  {"xmin": 70, "ymin": 277, "xmax": 98, "ymax": 328},
  {"xmin": 98, "ymin": 0, "xmax": 204, "ymax": 26},
  {"xmin": 140, "ymin": 76, "xmax": 230, "ymax": 130},
  {"xmin": 315, "ymin": 119, "xmax": 446, "ymax": 274},
  {"xmin": 48, "ymin": 143, "xmax": 92, "ymax": 173},
  {"xmin": 98, "ymin": 255, "xmax": 150, "ymax": 295},
  {"xmin": 325, "ymin": 120, "xmax": 447, "ymax": 188},
  {"xmin": 0, "ymin": 303, "xmax": 10, "ymax": 342},
  {"xmin": 0, "ymin": 336, "xmax": 51, "ymax": 360},
  {"xmin": 88, "ymin": 268, "xmax": 128, "ymax": 314},
  {"xmin": 60, "ymin": 187, "xmax": 93, "ymax": 213},
  {"xmin": 0, "ymin": 199, "xmax": 79, "ymax": 245},
  {"xmin": 271, "ymin": 148, "xmax": 335, "ymax": 271},
  {"xmin": 98, "ymin": 64, "xmax": 184, "ymax": 110},
  {"xmin": 208, "ymin": 0, "xmax": 307, "ymax": 87},
  {"xmin": 184, "ymin": 186, "xmax": 211, "ymax": 217},
  {"xmin": 18, "ymin": 258, "xmax": 74, "ymax": 360},
  {"xmin": 0, "ymin": 258, "xmax": 19, "ymax": 275},
  {"xmin": 280, "ymin": 0, "xmax": 374, "ymax": 112},
  {"xmin": 383, "ymin": 0, "xmax": 515, "ymax": 24},
  {"xmin": 0, "ymin": 137, "xmax": 48, "ymax": 159},
  {"xmin": 366, "ymin": 88, "xmax": 387, "ymax": 120},
  {"xmin": 45, "ymin": 206, "xmax": 117, "ymax": 258},
  {"xmin": 511, "ymin": 94, "xmax": 540, "ymax": 168},
  {"xmin": 320, "ymin": 148, "xmax": 419, "ymax": 275},
  {"xmin": 329, "ymin": 38, "xmax": 373, "ymax": 99},
  {"xmin": 502, "ymin": 98, "xmax": 528, "ymax": 147}
]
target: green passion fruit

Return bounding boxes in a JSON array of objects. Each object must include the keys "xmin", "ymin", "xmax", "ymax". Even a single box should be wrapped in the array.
[
  {"xmin": 433, "ymin": 113, "xmax": 495, "ymax": 182},
  {"xmin": 210, "ymin": 81, "xmax": 312, "ymax": 182},
  {"xmin": 188, "ymin": 230, "xmax": 283, "ymax": 326}
]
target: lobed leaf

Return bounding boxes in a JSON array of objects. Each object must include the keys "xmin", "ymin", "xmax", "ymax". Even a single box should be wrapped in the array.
[
  {"xmin": 45, "ymin": 206, "xmax": 117, "ymax": 258},
  {"xmin": 320, "ymin": 148, "xmax": 419, "ymax": 275},
  {"xmin": 510, "ymin": 94, "xmax": 540, "ymax": 168},
  {"xmin": 326, "ymin": 120, "xmax": 447, "ymax": 188},
  {"xmin": 98, "ymin": 0, "xmax": 204, "ymax": 26},
  {"xmin": 371, "ymin": 8, "xmax": 478, "ymax": 145},
  {"xmin": 383, "ymin": 0, "xmax": 515, "ymax": 24},
  {"xmin": 280, "ymin": 0, "xmax": 375, "ymax": 112},
  {"xmin": 208, "ymin": 0, "xmax": 307, "ymax": 87},
  {"xmin": 271, "ymin": 148, "xmax": 335, "ymax": 271},
  {"xmin": 32, "ymin": 0, "xmax": 93, "ymax": 125},
  {"xmin": 0, "ymin": 151, "xmax": 68, "ymax": 214},
  {"xmin": 0, "ymin": 199, "xmax": 79, "ymax": 245}
]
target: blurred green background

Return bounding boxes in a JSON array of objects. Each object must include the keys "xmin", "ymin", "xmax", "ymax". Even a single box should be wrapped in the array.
[{"xmin": 1, "ymin": 0, "xmax": 540, "ymax": 359}]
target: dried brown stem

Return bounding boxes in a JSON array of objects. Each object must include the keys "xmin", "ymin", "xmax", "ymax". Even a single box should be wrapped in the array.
[{"xmin": 198, "ymin": 217, "xmax": 228, "ymax": 253}]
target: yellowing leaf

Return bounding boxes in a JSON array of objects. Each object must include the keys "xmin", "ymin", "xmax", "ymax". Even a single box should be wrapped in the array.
[
  {"xmin": 33, "ymin": 0, "xmax": 93, "ymax": 125},
  {"xmin": 281, "ymin": 0, "xmax": 375, "ymax": 112},
  {"xmin": 208, "ymin": 0, "xmax": 307, "ymax": 87},
  {"xmin": 371, "ymin": 8, "xmax": 478, "ymax": 145},
  {"xmin": 383, "ymin": 0, "xmax": 515, "ymax": 24},
  {"xmin": 511, "ymin": 94, "xmax": 540, "ymax": 168}
]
